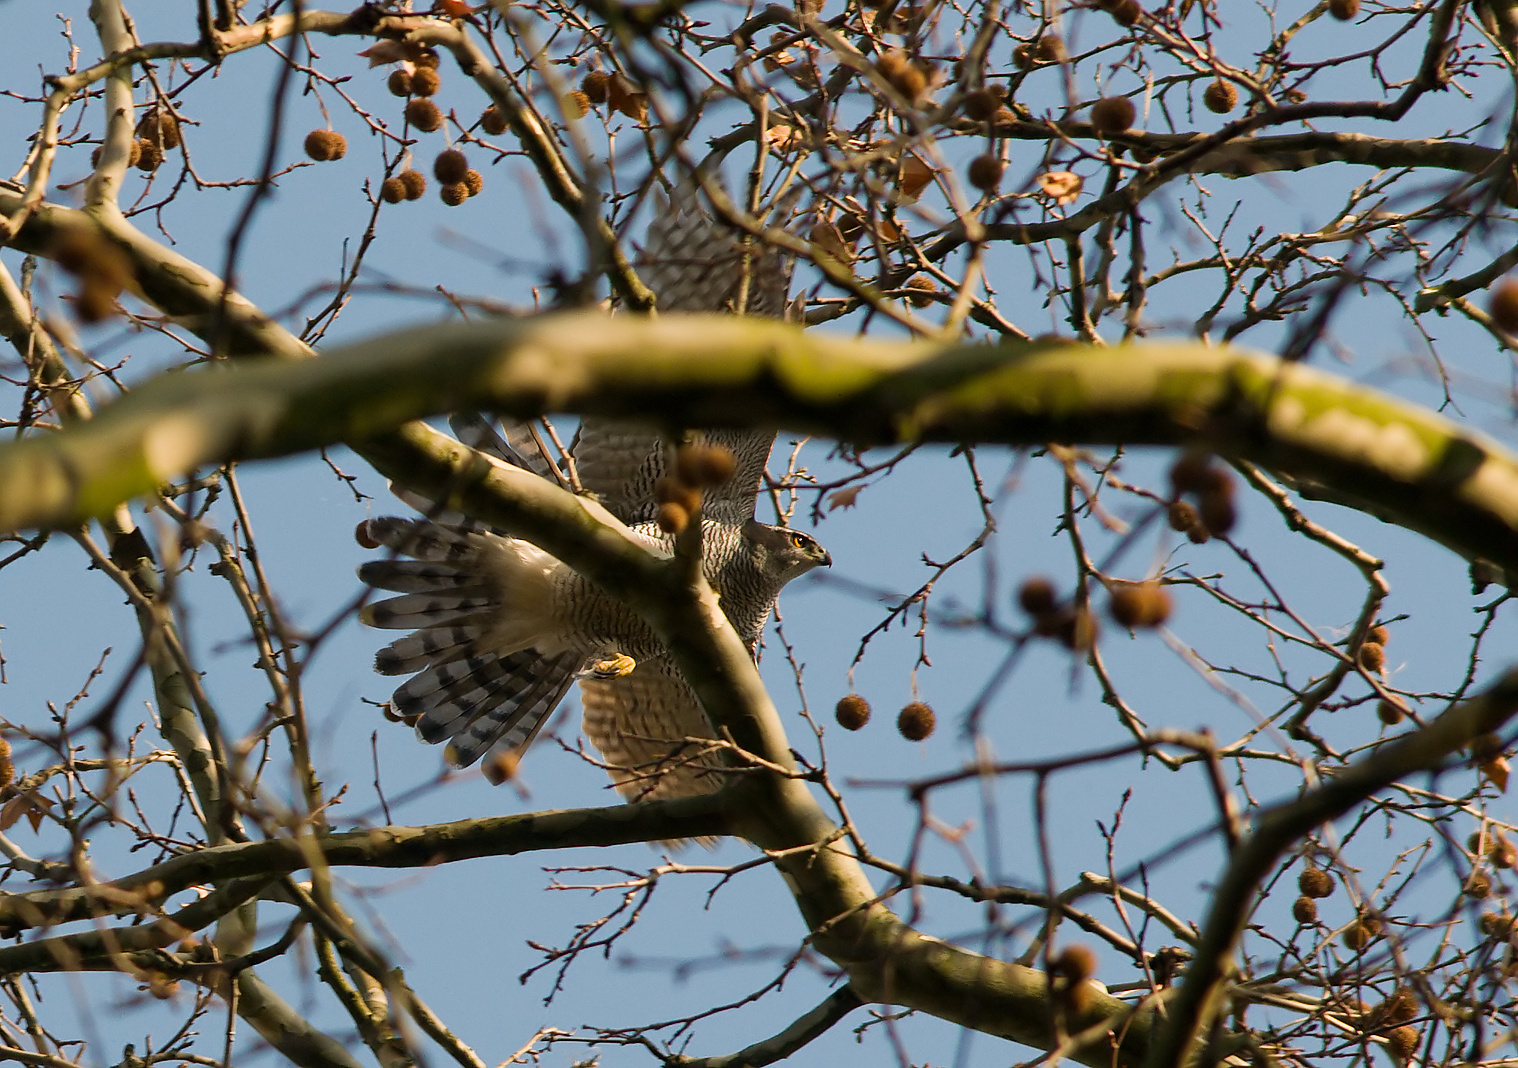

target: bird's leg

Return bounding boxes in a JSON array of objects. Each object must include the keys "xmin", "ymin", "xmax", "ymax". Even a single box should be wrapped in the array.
[{"xmin": 584, "ymin": 652, "xmax": 637, "ymax": 679}]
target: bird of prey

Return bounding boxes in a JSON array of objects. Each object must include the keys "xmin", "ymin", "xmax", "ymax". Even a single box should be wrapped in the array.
[{"xmin": 357, "ymin": 183, "xmax": 830, "ymax": 801}]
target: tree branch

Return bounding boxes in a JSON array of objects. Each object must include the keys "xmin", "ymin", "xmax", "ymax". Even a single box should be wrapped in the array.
[
  {"xmin": 1149, "ymin": 669, "xmax": 1518, "ymax": 1068},
  {"xmin": 0, "ymin": 312, "xmax": 1513, "ymax": 577},
  {"xmin": 0, "ymin": 794, "xmax": 731, "ymax": 934},
  {"xmin": 665, "ymin": 986, "xmax": 864, "ymax": 1067}
]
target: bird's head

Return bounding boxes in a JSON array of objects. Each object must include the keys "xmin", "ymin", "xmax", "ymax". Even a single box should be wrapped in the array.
[{"xmin": 745, "ymin": 521, "xmax": 832, "ymax": 585}]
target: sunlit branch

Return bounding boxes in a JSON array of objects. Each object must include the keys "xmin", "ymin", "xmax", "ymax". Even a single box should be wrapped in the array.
[{"xmin": 0, "ymin": 312, "xmax": 1513, "ymax": 578}]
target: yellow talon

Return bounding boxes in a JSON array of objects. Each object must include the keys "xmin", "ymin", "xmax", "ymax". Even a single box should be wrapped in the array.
[{"xmin": 588, "ymin": 653, "xmax": 637, "ymax": 679}]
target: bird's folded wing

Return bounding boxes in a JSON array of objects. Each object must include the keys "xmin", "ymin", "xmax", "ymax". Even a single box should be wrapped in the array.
[{"xmin": 579, "ymin": 657, "xmax": 727, "ymax": 802}]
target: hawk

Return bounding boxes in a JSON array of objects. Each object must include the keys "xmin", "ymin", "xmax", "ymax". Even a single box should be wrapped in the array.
[{"xmin": 357, "ymin": 183, "xmax": 830, "ymax": 801}]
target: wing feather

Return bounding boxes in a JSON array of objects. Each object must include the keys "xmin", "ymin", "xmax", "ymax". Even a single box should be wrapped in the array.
[
  {"xmin": 579, "ymin": 658, "xmax": 726, "ymax": 803},
  {"xmin": 573, "ymin": 182, "xmax": 794, "ymax": 525}
]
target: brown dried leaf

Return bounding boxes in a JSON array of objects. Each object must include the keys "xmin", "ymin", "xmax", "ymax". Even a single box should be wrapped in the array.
[
  {"xmin": 828, "ymin": 486, "xmax": 864, "ymax": 511},
  {"xmin": 606, "ymin": 75, "xmax": 647, "ymax": 121},
  {"xmin": 1482, "ymin": 756, "xmax": 1510, "ymax": 792},
  {"xmin": 1, "ymin": 792, "xmax": 53, "ymax": 833},
  {"xmin": 898, "ymin": 153, "xmax": 935, "ymax": 200},
  {"xmin": 1039, "ymin": 170, "xmax": 1084, "ymax": 205},
  {"xmin": 358, "ymin": 42, "xmax": 410, "ymax": 67},
  {"xmin": 0, "ymin": 796, "xmax": 25, "ymax": 832},
  {"xmin": 810, "ymin": 219, "xmax": 854, "ymax": 265},
  {"xmin": 765, "ymin": 123, "xmax": 805, "ymax": 151}
]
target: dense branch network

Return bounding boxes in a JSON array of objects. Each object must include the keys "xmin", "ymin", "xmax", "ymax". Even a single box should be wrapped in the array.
[{"xmin": 1, "ymin": 2, "xmax": 1517, "ymax": 1068}]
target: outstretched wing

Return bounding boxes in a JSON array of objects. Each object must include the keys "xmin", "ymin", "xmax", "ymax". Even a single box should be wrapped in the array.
[
  {"xmin": 574, "ymin": 182, "xmax": 795, "ymax": 526},
  {"xmin": 579, "ymin": 657, "xmax": 726, "ymax": 802},
  {"xmin": 358, "ymin": 516, "xmax": 578, "ymax": 780}
]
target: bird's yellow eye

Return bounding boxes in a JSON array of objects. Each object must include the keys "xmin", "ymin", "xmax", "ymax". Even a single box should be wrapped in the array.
[{"xmin": 791, "ymin": 533, "xmax": 807, "ymax": 548}]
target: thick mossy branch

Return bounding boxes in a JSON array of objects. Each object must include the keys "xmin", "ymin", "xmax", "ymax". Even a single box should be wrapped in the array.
[{"xmin": 0, "ymin": 311, "xmax": 1515, "ymax": 573}]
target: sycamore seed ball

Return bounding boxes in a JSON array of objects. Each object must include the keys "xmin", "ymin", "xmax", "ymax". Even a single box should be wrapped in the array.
[
  {"xmin": 1291, "ymin": 896, "xmax": 1318, "ymax": 924},
  {"xmin": 1359, "ymin": 641, "xmax": 1386, "ymax": 672},
  {"xmin": 1478, "ymin": 911, "xmax": 1513, "ymax": 937},
  {"xmin": 1018, "ymin": 576, "xmax": 1057, "ymax": 616},
  {"xmin": 1376, "ymin": 698, "xmax": 1406, "ymax": 725},
  {"xmin": 1109, "ymin": 582, "xmax": 1172, "ymax": 629},
  {"xmin": 967, "ymin": 154, "xmax": 1004, "ymax": 191},
  {"xmin": 1491, "ymin": 836, "xmax": 1517, "ymax": 870},
  {"xmin": 1202, "ymin": 79, "xmax": 1238, "ymax": 114},
  {"xmin": 440, "ymin": 181, "xmax": 469, "ymax": 206},
  {"xmin": 136, "ymin": 110, "xmax": 182, "ymax": 148},
  {"xmin": 835, "ymin": 694, "xmax": 871, "ymax": 730},
  {"xmin": 303, "ymin": 130, "xmax": 346, "ymax": 162},
  {"xmin": 462, "ymin": 169, "xmax": 483, "ymax": 196},
  {"xmin": 1386, "ymin": 1027, "xmax": 1419, "ymax": 1060},
  {"xmin": 410, "ymin": 66, "xmax": 442, "ymax": 97},
  {"xmin": 963, "ymin": 88, "xmax": 1000, "ymax": 121},
  {"xmin": 135, "ymin": 139, "xmax": 164, "ymax": 171},
  {"xmin": 1342, "ymin": 919, "xmax": 1373, "ymax": 951},
  {"xmin": 1298, "ymin": 865, "xmax": 1333, "ymax": 899},
  {"xmin": 388, "ymin": 69, "xmax": 413, "ymax": 96},
  {"xmin": 581, "ymin": 71, "xmax": 611, "ymax": 103},
  {"xmin": 1381, "ymin": 988, "xmax": 1417, "ymax": 1025},
  {"xmin": 1053, "ymin": 944, "xmax": 1096, "ymax": 982},
  {"xmin": 904, "ymin": 276, "xmax": 938, "ymax": 306},
  {"xmin": 1199, "ymin": 495, "xmax": 1236, "ymax": 536},
  {"xmin": 1465, "ymin": 871, "xmax": 1492, "ymax": 898},
  {"xmin": 897, "ymin": 701, "xmax": 936, "ymax": 741},
  {"xmin": 1057, "ymin": 606, "xmax": 1098, "ymax": 651},
  {"xmin": 1491, "ymin": 278, "xmax": 1518, "ymax": 332},
  {"xmin": 657, "ymin": 501, "xmax": 689, "ymax": 535},
  {"xmin": 398, "ymin": 168, "xmax": 427, "ymax": 199},
  {"xmin": 485, "ymin": 750, "xmax": 520, "ymax": 784},
  {"xmin": 1167, "ymin": 500, "xmax": 1200, "ymax": 532},
  {"xmin": 405, "ymin": 99, "xmax": 444, "ymax": 132},
  {"xmin": 1328, "ymin": 0, "xmax": 1359, "ymax": 19},
  {"xmin": 1169, "ymin": 452, "xmax": 1212, "ymax": 495},
  {"xmin": 1089, "ymin": 95, "xmax": 1137, "ymax": 134},
  {"xmin": 873, "ymin": 50, "xmax": 928, "ymax": 100},
  {"xmin": 676, "ymin": 444, "xmax": 738, "ymax": 487},
  {"xmin": 655, "ymin": 476, "xmax": 702, "ymax": 515},
  {"xmin": 301, "ymin": 130, "xmax": 328, "ymax": 161},
  {"xmin": 1033, "ymin": 35, "xmax": 1066, "ymax": 63},
  {"xmin": 381, "ymin": 177, "xmax": 407, "ymax": 203},
  {"xmin": 434, "ymin": 148, "xmax": 469, "ymax": 184},
  {"xmin": 1104, "ymin": 0, "xmax": 1143, "ymax": 26},
  {"xmin": 480, "ymin": 105, "xmax": 509, "ymax": 135}
]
